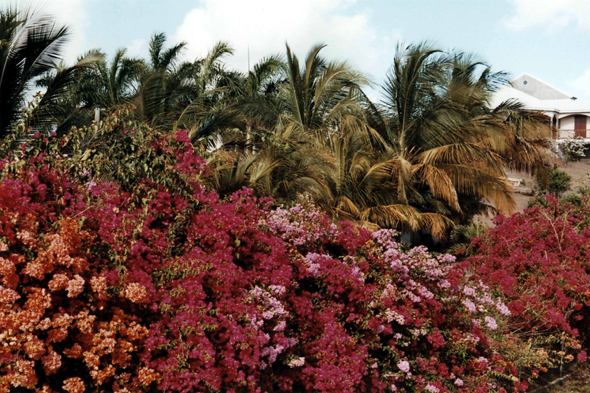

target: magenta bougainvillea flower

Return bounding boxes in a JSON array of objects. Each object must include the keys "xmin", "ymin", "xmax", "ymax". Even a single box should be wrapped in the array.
[{"xmin": 0, "ymin": 128, "xmax": 556, "ymax": 393}]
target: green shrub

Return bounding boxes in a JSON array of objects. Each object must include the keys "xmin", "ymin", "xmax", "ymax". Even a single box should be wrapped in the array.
[{"xmin": 536, "ymin": 167, "xmax": 572, "ymax": 197}]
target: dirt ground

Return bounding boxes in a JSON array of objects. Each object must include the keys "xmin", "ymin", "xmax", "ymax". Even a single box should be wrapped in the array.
[
  {"xmin": 475, "ymin": 158, "xmax": 590, "ymax": 226},
  {"xmin": 532, "ymin": 363, "xmax": 590, "ymax": 393},
  {"xmin": 508, "ymin": 158, "xmax": 590, "ymax": 210}
]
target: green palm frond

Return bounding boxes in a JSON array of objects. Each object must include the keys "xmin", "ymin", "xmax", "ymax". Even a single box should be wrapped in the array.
[
  {"xmin": 26, "ymin": 50, "xmax": 102, "ymax": 132},
  {"xmin": 0, "ymin": 8, "xmax": 70, "ymax": 137}
]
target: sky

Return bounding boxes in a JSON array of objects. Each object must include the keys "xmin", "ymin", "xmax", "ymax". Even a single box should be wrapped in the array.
[{"xmin": 4, "ymin": 0, "xmax": 590, "ymax": 102}]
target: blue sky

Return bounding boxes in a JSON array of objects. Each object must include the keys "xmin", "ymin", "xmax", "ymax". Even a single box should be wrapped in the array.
[{"xmin": 6, "ymin": 0, "xmax": 590, "ymax": 101}]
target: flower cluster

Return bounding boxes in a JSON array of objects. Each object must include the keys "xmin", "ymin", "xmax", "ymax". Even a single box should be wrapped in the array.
[
  {"xmin": 0, "ymin": 124, "xmax": 533, "ymax": 392},
  {"xmin": 0, "ymin": 214, "xmax": 150, "ymax": 392},
  {"xmin": 265, "ymin": 204, "xmax": 524, "ymax": 392},
  {"xmin": 465, "ymin": 195, "xmax": 590, "ymax": 382},
  {"xmin": 559, "ymin": 138, "xmax": 587, "ymax": 162}
]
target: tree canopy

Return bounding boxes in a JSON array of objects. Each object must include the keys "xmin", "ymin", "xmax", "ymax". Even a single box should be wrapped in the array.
[{"xmin": 0, "ymin": 9, "xmax": 553, "ymax": 239}]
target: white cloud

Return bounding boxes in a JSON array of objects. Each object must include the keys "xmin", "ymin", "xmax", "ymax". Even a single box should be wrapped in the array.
[
  {"xmin": 567, "ymin": 67, "xmax": 590, "ymax": 102},
  {"xmin": 0, "ymin": 0, "xmax": 88, "ymax": 64},
  {"xmin": 126, "ymin": 38, "xmax": 148, "ymax": 59},
  {"xmin": 504, "ymin": 0, "xmax": 590, "ymax": 32},
  {"xmin": 172, "ymin": 0, "xmax": 399, "ymax": 86}
]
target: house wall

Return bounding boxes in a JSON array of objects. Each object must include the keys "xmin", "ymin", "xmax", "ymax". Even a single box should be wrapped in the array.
[
  {"xmin": 560, "ymin": 115, "xmax": 577, "ymax": 130},
  {"xmin": 556, "ymin": 114, "xmax": 590, "ymax": 138}
]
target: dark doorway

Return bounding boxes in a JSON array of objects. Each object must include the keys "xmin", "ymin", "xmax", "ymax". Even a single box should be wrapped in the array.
[{"xmin": 575, "ymin": 115, "xmax": 587, "ymax": 138}]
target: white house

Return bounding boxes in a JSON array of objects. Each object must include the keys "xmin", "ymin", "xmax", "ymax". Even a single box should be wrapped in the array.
[{"xmin": 492, "ymin": 73, "xmax": 590, "ymax": 141}]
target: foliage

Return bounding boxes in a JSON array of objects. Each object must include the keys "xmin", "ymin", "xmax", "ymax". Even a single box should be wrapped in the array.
[
  {"xmin": 0, "ymin": 8, "xmax": 101, "ymax": 137},
  {"xmin": 0, "ymin": 9, "xmax": 570, "ymax": 392},
  {"xmin": 357, "ymin": 47, "xmax": 551, "ymax": 230},
  {"xmin": 72, "ymin": 49, "xmax": 145, "ymax": 110},
  {"xmin": 0, "ymin": 2, "xmax": 554, "ymax": 238},
  {"xmin": 267, "ymin": 205, "xmax": 524, "ymax": 392},
  {"xmin": 535, "ymin": 167, "xmax": 572, "ymax": 198},
  {"xmin": 464, "ymin": 196, "xmax": 590, "ymax": 386},
  {"xmin": 138, "ymin": 33, "xmax": 242, "ymax": 132},
  {"xmin": 0, "ymin": 126, "xmax": 533, "ymax": 392},
  {"xmin": 1, "ymin": 4, "xmax": 553, "ymax": 238},
  {"xmin": 211, "ymin": 44, "xmax": 552, "ymax": 238},
  {"xmin": 447, "ymin": 222, "xmax": 489, "ymax": 255}
]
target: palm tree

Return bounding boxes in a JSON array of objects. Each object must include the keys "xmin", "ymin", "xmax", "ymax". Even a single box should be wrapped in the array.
[
  {"xmin": 174, "ymin": 41, "xmax": 241, "ymax": 141},
  {"xmin": 75, "ymin": 48, "xmax": 145, "ymax": 109},
  {"xmin": 138, "ymin": 32, "xmax": 188, "ymax": 127},
  {"xmin": 201, "ymin": 44, "xmax": 362, "ymax": 202},
  {"xmin": 0, "ymin": 8, "xmax": 71, "ymax": 138},
  {"xmin": 201, "ymin": 43, "xmax": 551, "ymax": 239},
  {"xmin": 231, "ymin": 53, "xmax": 285, "ymax": 135},
  {"xmin": 440, "ymin": 52, "xmax": 551, "ymax": 174},
  {"xmin": 33, "ymin": 49, "xmax": 139, "ymax": 133},
  {"xmin": 26, "ymin": 51, "xmax": 102, "ymax": 135},
  {"xmin": 348, "ymin": 43, "xmax": 551, "ymax": 235},
  {"xmin": 205, "ymin": 151, "xmax": 279, "ymax": 197},
  {"xmin": 309, "ymin": 114, "xmax": 456, "ymax": 237},
  {"xmin": 484, "ymin": 99, "xmax": 552, "ymax": 173},
  {"xmin": 357, "ymin": 45, "xmax": 513, "ymax": 230},
  {"xmin": 280, "ymin": 43, "xmax": 367, "ymax": 139},
  {"xmin": 184, "ymin": 53, "xmax": 285, "ymax": 150},
  {"xmin": 252, "ymin": 44, "xmax": 369, "ymax": 202},
  {"xmin": 139, "ymin": 34, "xmax": 242, "ymax": 134}
]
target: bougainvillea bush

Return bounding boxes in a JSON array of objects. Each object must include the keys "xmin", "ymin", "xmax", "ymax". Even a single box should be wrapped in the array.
[
  {"xmin": 0, "ymin": 118, "xmax": 528, "ymax": 392},
  {"xmin": 463, "ymin": 196, "xmax": 590, "ymax": 385}
]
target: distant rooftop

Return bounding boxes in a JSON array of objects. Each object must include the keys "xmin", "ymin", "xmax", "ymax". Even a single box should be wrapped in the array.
[
  {"xmin": 511, "ymin": 73, "xmax": 571, "ymax": 100},
  {"xmin": 491, "ymin": 73, "xmax": 590, "ymax": 113}
]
